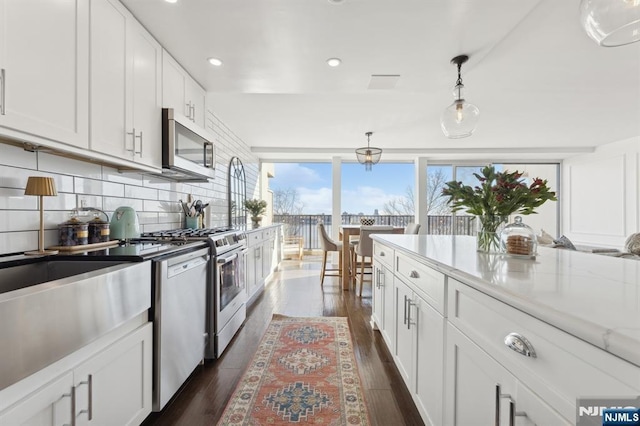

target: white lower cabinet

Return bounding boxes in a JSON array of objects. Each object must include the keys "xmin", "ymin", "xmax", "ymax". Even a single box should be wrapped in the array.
[
  {"xmin": 372, "ymin": 260, "xmax": 395, "ymax": 348},
  {"xmin": 0, "ymin": 372, "xmax": 74, "ymax": 426},
  {"xmin": 394, "ymin": 278, "xmax": 444, "ymax": 426},
  {"xmin": 445, "ymin": 322, "xmax": 570, "ymax": 426},
  {"xmin": 0, "ymin": 323, "xmax": 152, "ymax": 426}
]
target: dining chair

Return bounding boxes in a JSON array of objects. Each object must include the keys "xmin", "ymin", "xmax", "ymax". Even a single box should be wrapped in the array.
[
  {"xmin": 353, "ymin": 225, "xmax": 395, "ymax": 296},
  {"xmin": 404, "ymin": 222, "xmax": 421, "ymax": 234},
  {"xmin": 317, "ymin": 223, "xmax": 344, "ymax": 286}
]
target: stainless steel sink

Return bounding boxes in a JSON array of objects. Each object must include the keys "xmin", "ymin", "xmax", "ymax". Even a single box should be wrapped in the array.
[{"xmin": 0, "ymin": 259, "xmax": 152, "ymax": 391}]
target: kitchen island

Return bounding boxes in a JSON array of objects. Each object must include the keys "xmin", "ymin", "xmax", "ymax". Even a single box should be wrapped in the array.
[{"xmin": 371, "ymin": 234, "xmax": 640, "ymax": 426}]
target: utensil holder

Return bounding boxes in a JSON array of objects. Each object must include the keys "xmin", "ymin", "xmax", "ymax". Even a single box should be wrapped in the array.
[{"xmin": 186, "ymin": 216, "xmax": 199, "ymax": 229}]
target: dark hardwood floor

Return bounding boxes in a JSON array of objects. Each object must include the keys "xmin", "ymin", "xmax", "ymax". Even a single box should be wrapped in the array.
[{"xmin": 142, "ymin": 255, "xmax": 425, "ymax": 426}]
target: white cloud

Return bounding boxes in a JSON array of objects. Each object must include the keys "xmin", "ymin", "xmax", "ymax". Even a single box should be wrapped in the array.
[
  {"xmin": 342, "ymin": 186, "xmax": 404, "ymax": 215},
  {"xmin": 297, "ymin": 187, "xmax": 332, "ymax": 214},
  {"xmin": 272, "ymin": 164, "xmax": 324, "ymax": 187}
]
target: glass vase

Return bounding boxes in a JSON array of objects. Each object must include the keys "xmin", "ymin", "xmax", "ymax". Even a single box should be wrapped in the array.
[{"xmin": 476, "ymin": 215, "xmax": 508, "ymax": 253}]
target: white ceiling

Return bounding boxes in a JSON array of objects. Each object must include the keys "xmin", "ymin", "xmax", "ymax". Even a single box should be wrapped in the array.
[{"xmin": 121, "ymin": 0, "xmax": 640, "ymax": 162}]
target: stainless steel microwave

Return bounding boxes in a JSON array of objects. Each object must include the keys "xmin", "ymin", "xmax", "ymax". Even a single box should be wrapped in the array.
[{"xmin": 161, "ymin": 108, "xmax": 215, "ymax": 182}]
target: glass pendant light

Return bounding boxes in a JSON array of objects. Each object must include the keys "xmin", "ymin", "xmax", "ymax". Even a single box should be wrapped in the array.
[
  {"xmin": 355, "ymin": 131, "xmax": 382, "ymax": 171},
  {"xmin": 580, "ymin": 0, "xmax": 640, "ymax": 47},
  {"xmin": 440, "ymin": 55, "xmax": 480, "ymax": 139}
]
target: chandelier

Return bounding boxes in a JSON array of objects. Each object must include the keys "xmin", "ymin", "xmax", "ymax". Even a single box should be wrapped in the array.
[
  {"xmin": 355, "ymin": 132, "xmax": 382, "ymax": 171},
  {"xmin": 579, "ymin": 0, "xmax": 640, "ymax": 47},
  {"xmin": 440, "ymin": 55, "xmax": 480, "ymax": 139}
]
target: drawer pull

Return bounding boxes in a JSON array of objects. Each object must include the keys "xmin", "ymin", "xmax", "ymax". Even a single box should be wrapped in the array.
[
  {"xmin": 504, "ymin": 333, "xmax": 537, "ymax": 358},
  {"xmin": 409, "ymin": 270, "xmax": 419, "ymax": 278}
]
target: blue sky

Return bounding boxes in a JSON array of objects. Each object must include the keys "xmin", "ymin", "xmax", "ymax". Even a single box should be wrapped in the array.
[{"xmin": 269, "ymin": 162, "xmax": 416, "ymax": 215}]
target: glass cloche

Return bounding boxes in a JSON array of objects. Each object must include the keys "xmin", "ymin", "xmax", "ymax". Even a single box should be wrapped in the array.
[{"xmin": 500, "ymin": 216, "xmax": 537, "ymax": 258}]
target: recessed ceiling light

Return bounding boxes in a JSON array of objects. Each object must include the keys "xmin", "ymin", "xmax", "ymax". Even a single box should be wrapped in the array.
[
  {"xmin": 326, "ymin": 58, "xmax": 342, "ymax": 67},
  {"xmin": 165, "ymin": 0, "xmax": 178, "ymax": 3},
  {"xmin": 328, "ymin": 0, "xmax": 346, "ymax": 4},
  {"xmin": 208, "ymin": 57, "xmax": 223, "ymax": 66}
]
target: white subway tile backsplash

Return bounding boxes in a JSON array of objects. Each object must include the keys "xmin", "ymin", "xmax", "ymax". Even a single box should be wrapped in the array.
[
  {"xmin": 143, "ymin": 199, "xmax": 180, "ymax": 212},
  {"xmin": 103, "ymin": 197, "xmax": 144, "ymax": 212},
  {"xmin": 0, "ymin": 189, "xmax": 36, "ymax": 209},
  {"xmin": 43, "ymin": 193, "xmax": 78, "ymax": 211},
  {"xmin": 38, "ymin": 152, "xmax": 102, "ymax": 179},
  {"xmin": 124, "ymin": 184, "xmax": 158, "ymax": 200},
  {"xmin": 0, "ymin": 211, "xmax": 39, "ymax": 232},
  {"xmin": 102, "ymin": 167, "xmax": 144, "ymax": 185},
  {"xmin": 0, "ymin": 230, "xmax": 39, "ymax": 254},
  {"xmin": 138, "ymin": 212, "xmax": 159, "ymax": 225},
  {"xmin": 0, "ymin": 165, "xmax": 40, "ymax": 189},
  {"xmin": 0, "ymin": 143, "xmax": 38, "ymax": 169},
  {"xmin": 158, "ymin": 189, "xmax": 180, "ymax": 202},
  {"xmin": 158, "ymin": 212, "xmax": 182, "ymax": 224},
  {"xmin": 74, "ymin": 177, "xmax": 125, "ymax": 197}
]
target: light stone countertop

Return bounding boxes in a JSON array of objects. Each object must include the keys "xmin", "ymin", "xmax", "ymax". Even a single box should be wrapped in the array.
[{"xmin": 371, "ymin": 234, "xmax": 640, "ymax": 367}]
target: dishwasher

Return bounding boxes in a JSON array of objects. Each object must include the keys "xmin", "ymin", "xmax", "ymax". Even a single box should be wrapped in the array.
[{"xmin": 152, "ymin": 246, "xmax": 210, "ymax": 411}]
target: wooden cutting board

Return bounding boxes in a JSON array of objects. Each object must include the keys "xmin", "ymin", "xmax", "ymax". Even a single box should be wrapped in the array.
[{"xmin": 47, "ymin": 240, "xmax": 120, "ymax": 252}]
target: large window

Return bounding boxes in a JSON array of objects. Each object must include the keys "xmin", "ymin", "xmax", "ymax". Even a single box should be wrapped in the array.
[
  {"xmin": 426, "ymin": 163, "xmax": 559, "ymax": 237},
  {"xmin": 341, "ymin": 162, "xmax": 415, "ymax": 226}
]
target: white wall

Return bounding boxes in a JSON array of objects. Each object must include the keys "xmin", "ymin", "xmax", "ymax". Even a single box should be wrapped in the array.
[
  {"xmin": 562, "ymin": 137, "xmax": 639, "ymax": 249},
  {"xmin": 0, "ymin": 109, "xmax": 259, "ymax": 255}
]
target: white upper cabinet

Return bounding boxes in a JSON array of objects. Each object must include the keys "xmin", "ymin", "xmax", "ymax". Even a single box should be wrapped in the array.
[
  {"xmin": 89, "ymin": 0, "xmax": 162, "ymax": 169},
  {"xmin": 129, "ymin": 19, "xmax": 162, "ymax": 168},
  {"xmin": 0, "ymin": 0, "xmax": 89, "ymax": 148},
  {"xmin": 162, "ymin": 51, "xmax": 206, "ymax": 127}
]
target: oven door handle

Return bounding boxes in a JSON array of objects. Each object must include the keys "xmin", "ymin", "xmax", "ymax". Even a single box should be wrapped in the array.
[{"xmin": 217, "ymin": 253, "xmax": 238, "ymax": 264}]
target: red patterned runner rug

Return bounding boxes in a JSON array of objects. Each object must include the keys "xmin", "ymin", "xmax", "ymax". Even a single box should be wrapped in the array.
[{"xmin": 217, "ymin": 315, "xmax": 371, "ymax": 425}]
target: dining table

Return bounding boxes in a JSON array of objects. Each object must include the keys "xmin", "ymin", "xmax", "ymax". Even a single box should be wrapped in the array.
[{"xmin": 338, "ymin": 224, "xmax": 405, "ymax": 291}]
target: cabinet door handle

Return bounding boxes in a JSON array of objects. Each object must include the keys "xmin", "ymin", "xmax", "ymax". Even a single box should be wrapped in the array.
[
  {"xmin": 185, "ymin": 102, "xmax": 191, "ymax": 118},
  {"xmin": 380, "ymin": 251, "xmax": 385, "ymax": 256},
  {"xmin": 406, "ymin": 298, "xmax": 415, "ymax": 330},
  {"xmin": 504, "ymin": 333, "xmax": 537, "ymax": 358},
  {"xmin": 76, "ymin": 375, "xmax": 93, "ymax": 420},
  {"xmin": 403, "ymin": 295, "xmax": 408, "ymax": 325},
  {"xmin": 0, "ymin": 68, "xmax": 5, "ymax": 115},
  {"xmin": 409, "ymin": 270, "xmax": 419, "ymax": 279},
  {"xmin": 57, "ymin": 390, "xmax": 74, "ymax": 426},
  {"xmin": 126, "ymin": 128, "xmax": 136, "ymax": 153},
  {"xmin": 191, "ymin": 104, "xmax": 196, "ymax": 121},
  {"xmin": 70, "ymin": 385, "xmax": 77, "ymax": 426},
  {"xmin": 135, "ymin": 130, "xmax": 143, "ymax": 156}
]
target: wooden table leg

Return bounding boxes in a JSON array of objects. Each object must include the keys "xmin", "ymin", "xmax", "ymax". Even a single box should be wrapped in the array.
[{"xmin": 341, "ymin": 229, "xmax": 351, "ymax": 291}]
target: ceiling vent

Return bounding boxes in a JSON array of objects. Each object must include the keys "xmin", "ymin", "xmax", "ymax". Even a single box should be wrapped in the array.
[{"xmin": 368, "ymin": 74, "xmax": 400, "ymax": 90}]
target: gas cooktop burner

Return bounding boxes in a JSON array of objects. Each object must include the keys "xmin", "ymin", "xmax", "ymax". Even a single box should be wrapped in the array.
[{"xmin": 142, "ymin": 227, "xmax": 235, "ymax": 238}]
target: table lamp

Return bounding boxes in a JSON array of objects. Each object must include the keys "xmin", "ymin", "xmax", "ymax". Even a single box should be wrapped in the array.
[{"xmin": 24, "ymin": 176, "xmax": 59, "ymax": 255}]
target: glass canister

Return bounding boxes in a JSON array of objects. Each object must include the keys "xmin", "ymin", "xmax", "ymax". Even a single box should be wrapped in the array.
[
  {"xmin": 500, "ymin": 216, "xmax": 537, "ymax": 258},
  {"xmin": 88, "ymin": 214, "xmax": 110, "ymax": 243},
  {"xmin": 58, "ymin": 216, "xmax": 89, "ymax": 246}
]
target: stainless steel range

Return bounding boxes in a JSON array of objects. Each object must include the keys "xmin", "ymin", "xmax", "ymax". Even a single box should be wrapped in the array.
[{"xmin": 142, "ymin": 227, "xmax": 248, "ymax": 359}]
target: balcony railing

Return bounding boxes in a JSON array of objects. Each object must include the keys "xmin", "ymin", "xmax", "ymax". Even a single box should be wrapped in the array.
[{"xmin": 273, "ymin": 214, "xmax": 476, "ymax": 250}]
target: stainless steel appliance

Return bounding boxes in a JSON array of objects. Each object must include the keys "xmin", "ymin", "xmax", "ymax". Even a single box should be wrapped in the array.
[
  {"xmin": 160, "ymin": 108, "xmax": 216, "ymax": 182},
  {"xmin": 142, "ymin": 227, "xmax": 248, "ymax": 359},
  {"xmin": 152, "ymin": 246, "xmax": 209, "ymax": 411},
  {"xmin": 110, "ymin": 206, "xmax": 140, "ymax": 239},
  {"xmin": 52, "ymin": 238, "xmax": 210, "ymax": 412}
]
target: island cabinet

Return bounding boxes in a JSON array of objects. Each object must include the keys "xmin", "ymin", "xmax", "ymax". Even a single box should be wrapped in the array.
[
  {"xmin": 89, "ymin": 0, "xmax": 162, "ymax": 169},
  {"xmin": 372, "ymin": 235, "xmax": 640, "ymax": 426},
  {"xmin": 0, "ymin": 319, "xmax": 152, "ymax": 426},
  {"xmin": 371, "ymin": 242, "xmax": 396, "ymax": 348},
  {"xmin": 0, "ymin": 0, "xmax": 89, "ymax": 149},
  {"xmin": 393, "ymin": 251, "xmax": 446, "ymax": 426},
  {"xmin": 445, "ymin": 278, "xmax": 640, "ymax": 424}
]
